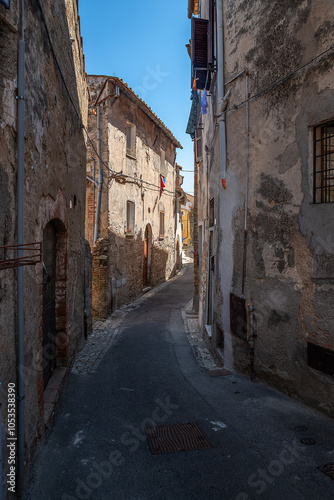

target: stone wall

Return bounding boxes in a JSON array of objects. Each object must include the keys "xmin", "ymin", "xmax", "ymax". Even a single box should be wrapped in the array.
[
  {"xmin": 86, "ymin": 77, "xmax": 179, "ymax": 315},
  {"xmin": 0, "ymin": 0, "xmax": 88, "ymax": 484}
]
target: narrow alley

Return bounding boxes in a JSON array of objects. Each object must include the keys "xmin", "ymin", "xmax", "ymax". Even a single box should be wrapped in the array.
[{"xmin": 24, "ymin": 264, "xmax": 334, "ymax": 500}]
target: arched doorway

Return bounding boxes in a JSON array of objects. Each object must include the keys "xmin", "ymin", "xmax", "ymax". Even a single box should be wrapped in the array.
[
  {"xmin": 42, "ymin": 219, "xmax": 67, "ymax": 388},
  {"xmin": 143, "ymin": 224, "xmax": 152, "ymax": 289}
]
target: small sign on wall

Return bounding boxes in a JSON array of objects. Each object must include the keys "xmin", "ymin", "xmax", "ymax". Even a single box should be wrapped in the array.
[{"xmin": 1, "ymin": 0, "xmax": 10, "ymax": 8}]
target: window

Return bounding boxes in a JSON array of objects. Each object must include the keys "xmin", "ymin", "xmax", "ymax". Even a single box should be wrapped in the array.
[
  {"xmin": 160, "ymin": 148, "xmax": 166, "ymax": 177},
  {"xmin": 190, "ymin": 0, "xmax": 214, "ymax": 91},
  {"xmin": 195, "ymin": 127, "xmax": 203, "ymax": 163},
  {"xmin": 159, "ymin": 211, "xmax": 165, "ymax": 239},
  {"xmin": 126, "ymin": 123, "xmax": 136, "ymax": 158},
  {"xmin": 314, "ymin": 120, "xmax": 334, "ymax": 203},
  {"xmin": 126, "ymin": 201, "xmax": 135, "ymax": 234}
]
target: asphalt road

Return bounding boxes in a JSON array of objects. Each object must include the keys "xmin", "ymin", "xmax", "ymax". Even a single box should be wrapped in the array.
[{"xmin": 24, "ymin": 264, "xmax": 334, "ymax": 500}]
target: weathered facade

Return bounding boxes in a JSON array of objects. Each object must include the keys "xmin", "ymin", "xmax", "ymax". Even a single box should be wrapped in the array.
[
  {"xmin": 188, "ymin": 0, "xmax": 334, "ymax": 415},
  {"xmin": 86, "ymin": 76, "xmax": 182, "ymax": 317},
  {"xmin": 0, "ymin": 0, "xmax": 88, "ymax": 488},
  {"xmin": 181, "ymin": 193, "xmax": 194, "ymax": 247}
]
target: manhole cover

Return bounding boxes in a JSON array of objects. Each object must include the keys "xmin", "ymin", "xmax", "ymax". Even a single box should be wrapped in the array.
[
  {"xmin": 208, "ymin": 369, "xmax": 232, "ymax": 377},
  {"xmin": 294, "ymin": 425, "xmax": 308, "ymax": 432},
  {"xmin": 301, "ymin": 438, "xmax": 316, "ymax": 445},
  {"xmin": 145, "ymin": 422, "xmax": 212, "ymax": 455},
  {"xmin": 151, "ymin": 317, "xmax": 169, "ymax": 322},
  {"xmin": 318, "ymin": 463, "xmax": 334, "ymax": 481}
]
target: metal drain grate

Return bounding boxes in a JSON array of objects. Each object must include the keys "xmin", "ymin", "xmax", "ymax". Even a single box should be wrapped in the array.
[
  {"xmin": 301, "ymin": 438, "xmax": 316, "ymax": 445},
  {"xmin": 151, "ymin": 317, "xmax": 169, "ymax": 322},
  {"xmin": 145, "ymin": 422, "xmax": 212, "ymax": 455},
  {"xmin": 294, "ymin": 425, "xmax": 308, "ymax": 432},
  {"xmin": 318, "ymin": 463, "xmax": 334, "ymax": 481},
  {"xmin": 208, "ymin": 369, "xmax": 232, "ymax": 377}
]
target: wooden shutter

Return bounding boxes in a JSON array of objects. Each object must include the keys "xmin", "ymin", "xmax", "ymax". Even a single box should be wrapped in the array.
[
  {"xmin": 195, "ymin": 127, "xmax": 203, "ymax": 163},
  {"xmin": 191, "ymin": 18, "xmax": 211, "ymax": 90},
  {"xmin": 208, "ymin": 0, "xmax": 214, "ymax": 67}
]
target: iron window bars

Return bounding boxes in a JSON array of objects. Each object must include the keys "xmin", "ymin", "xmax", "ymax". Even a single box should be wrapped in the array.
[{"xmin": 314, "ymin": 120, "xmax": 334, "ymax": 203}]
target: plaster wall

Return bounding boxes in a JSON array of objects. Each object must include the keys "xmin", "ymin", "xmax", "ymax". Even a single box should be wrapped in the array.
[{"xmin": 196, "ymin": 0, "xmax": 334, "ymax": 415}]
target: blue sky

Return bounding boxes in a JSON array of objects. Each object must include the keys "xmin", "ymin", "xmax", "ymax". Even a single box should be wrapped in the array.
[{"xmin": 78, "ymin": 0, "xmax": 194, "ymax": 195}]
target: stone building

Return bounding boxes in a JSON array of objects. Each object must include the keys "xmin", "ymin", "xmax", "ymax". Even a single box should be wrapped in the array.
[
  {"xmin": 175, "ymin": 163, "xmax": 185, "ymax": 271},
  {"xmin": 86, "ymin": 76, "xmax": 182, "ymax": 317},
  {"xmin": 181, "ymin": 193, "xmax": 194, "ymax": 247},
  {"xmin": 187, "ymin": 0, "xmax": 334, "ymax": 415},
  {"xmin": 0, "ymin": 0, "xmax": 88, "ymax": 489}
]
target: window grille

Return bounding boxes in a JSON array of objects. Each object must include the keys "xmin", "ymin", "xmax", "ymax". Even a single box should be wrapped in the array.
[{"xmin": 313, "ymin": 120, "xmax": 334, "ymax": 203}]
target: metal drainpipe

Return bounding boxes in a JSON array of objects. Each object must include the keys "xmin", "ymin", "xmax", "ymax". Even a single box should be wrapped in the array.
[
  {"xmin": 93, "ymin": 159, "xmax": 96, "ymax": 234},
  {"xmin": 93, "ymin": 106, "xmax": 103, "ymax": 245},
  {"xmin": 0, "ymin": 385, "xmax": 2, "ymax": 500},
  {"xmin": 241, "ymin": 72, "xmax": 250, "ymax": 296},
  {"xmin": 216, "ymin": 0, "xmax": 227, "ymax": 189},
  {"xmin": 17, "ymin": 0, "xmax": 25, "ymax": 496},
  {"xmin": 187, "ymin": 0, "xmax": 194, "ymax": 18}
]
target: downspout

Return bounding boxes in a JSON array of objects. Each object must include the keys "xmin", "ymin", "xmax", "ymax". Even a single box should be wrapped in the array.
[
  {"xmin": 187, "ymin": 0, "xmax": 194, "ymax": 18},
  {"xmin": 216, "ymin": 0, "xmax": 227, "ymax": 189},
  {"xmin": 17, "ymin": 0, "xmax": 25, "ymax": 496},
  {"xmin": 93, "ymin": 105, "xmax": 102, "ymax": 245},
  {"xmin": 93, "ymin": 159, "xmax": 96, "ymax": 234},
  {"xmin": 0, "ymin": 386, "xmax": 2, "ymax": 500}
]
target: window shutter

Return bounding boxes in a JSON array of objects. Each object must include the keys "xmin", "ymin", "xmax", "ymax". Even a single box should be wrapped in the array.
[
  {"xmin": 208, "ymin": 0, "xmax": 214, "ymax": 67},
  {"xmin": 191, "ymin": 18, "xmax": 211, "ymax": 90},
  {"xmin": 195, "ymin": 127, "xmax": 203, "ymax": 163}
]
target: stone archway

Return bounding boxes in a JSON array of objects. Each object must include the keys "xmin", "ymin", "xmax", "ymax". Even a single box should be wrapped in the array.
[
  {"xmin": 143, "ymin": 224, "xmax": 152, "ymax": 289},
  {"xmin": 42, "ymin": 218, "xmax": 67, "ymax": 388}
]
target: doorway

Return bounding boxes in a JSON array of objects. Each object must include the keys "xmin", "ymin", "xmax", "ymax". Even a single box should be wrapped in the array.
[
  {"xmin": 207, "ymin": 228, "xmax": 214, "ymax": 326},
  {"xmin": 143, "ymin": 224, "xmax": 152, "ymax": 288},
  {"xmin": 42, "ymin": 219, "xmax": 67, "ymax": 388}
]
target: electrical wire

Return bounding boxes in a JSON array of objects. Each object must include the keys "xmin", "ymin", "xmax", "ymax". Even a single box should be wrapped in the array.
[
  {"xmin": 36, "ymin": 1, "xmax": 178, "ymax": 200},
  {"xmin": 225, "ymin": 45, "xmax": 334, "ymax": 114}
]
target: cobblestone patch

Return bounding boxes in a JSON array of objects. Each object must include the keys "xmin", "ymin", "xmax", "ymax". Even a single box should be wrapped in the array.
[
  {"xmin": 182, "ymin": 300, "xmax": 219, "ymax": 371},
  {"xmin": 71, "ymin": 311, "xmax": 125, "ymax": 375}
]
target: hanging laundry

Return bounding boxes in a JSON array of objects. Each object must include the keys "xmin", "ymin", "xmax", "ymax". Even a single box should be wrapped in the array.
[
  {"xmin": 201, "ymin": 89, "xmax": 208, "ymax": 115},
  {"xmin": 160, "ymin": 175, "xmax": 166, "ymax": 194},
  {"xmin": 186, "ymin": 89, "xmax": 200, "ymax": 139},
  {"xmin": 192, "ymin": 75, "xmax": 197, "ymax": 91}
]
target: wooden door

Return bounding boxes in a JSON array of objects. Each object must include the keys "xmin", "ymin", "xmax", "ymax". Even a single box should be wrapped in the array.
[{"xmin": 143, "ymin": 226, "xmax": 149, "ymax": 288}]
